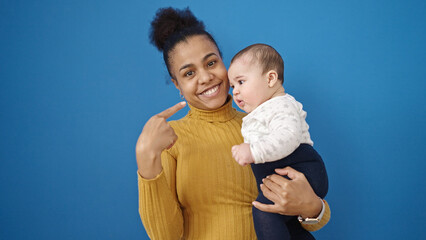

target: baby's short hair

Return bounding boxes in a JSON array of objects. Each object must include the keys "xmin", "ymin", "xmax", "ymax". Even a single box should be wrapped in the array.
[{"xmin": 231, "ymin": 43, "xmax": 284, "ymax": 83}]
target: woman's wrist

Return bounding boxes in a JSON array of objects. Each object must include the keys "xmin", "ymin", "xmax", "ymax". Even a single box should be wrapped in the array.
[
  {"xmin": 300, "ymin": 197, "xmax": 323, "ymax": 219},
  {"xmin": 136, "ymin": 146, "xmax": 163, "ymax": 179}
]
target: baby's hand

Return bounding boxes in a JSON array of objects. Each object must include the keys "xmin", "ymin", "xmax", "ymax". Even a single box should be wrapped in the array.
[{"xmin": 231, "ymin": 143, "xmax": 254, "ymax": 166}]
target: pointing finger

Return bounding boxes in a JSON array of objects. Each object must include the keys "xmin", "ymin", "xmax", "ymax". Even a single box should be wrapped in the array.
[{"xmin": 157, "ymin": 101, "xmax": 186, "ymax": 119}]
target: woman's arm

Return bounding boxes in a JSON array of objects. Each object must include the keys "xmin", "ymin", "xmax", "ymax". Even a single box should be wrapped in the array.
[
  {"xmin": 138, "ymin": 151, "xmax": 184, "ymax": 239},
  {"xmin": 252, "ymin": 167, "xmax": 330, "ymax": 231},
  {"xmin": 136, "ymin": 102, "xmax": 186, "ymax": 239}
]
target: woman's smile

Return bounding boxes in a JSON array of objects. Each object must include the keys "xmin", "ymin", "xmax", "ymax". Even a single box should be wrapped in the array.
[{"xmin": 199, "ymin": 83, "xmax": 220, "ymax": 97}]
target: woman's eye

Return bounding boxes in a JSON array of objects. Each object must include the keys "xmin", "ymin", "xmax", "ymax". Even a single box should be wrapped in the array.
[
  {"xmin": 207, "ymin": 61, "xmax": 216, "ymax": 67},
  {"xmin": 238, "ymin": 80, "xmax": 244, "ymax": 85},
  {"xmin": 185, "ymin": 71, "xmax": 194, "ymax": 77},
  {"xmin": 230, "ymin": 85, "xmax": 234, "ymax": 89}
]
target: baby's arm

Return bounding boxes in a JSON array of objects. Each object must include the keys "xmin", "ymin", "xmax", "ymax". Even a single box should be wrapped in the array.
[
  {"xmin": 232, "ymin": 143, "xmax": 254, "ymax": 166},
  {"xmin": 251, "ymin": 101, "xmax": 304, "ymax": 164}
]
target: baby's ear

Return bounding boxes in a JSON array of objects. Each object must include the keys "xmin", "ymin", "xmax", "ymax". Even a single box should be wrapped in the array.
[{"xmin": 266, "ymin": 70, "xmax": 279, "ymax": 87}]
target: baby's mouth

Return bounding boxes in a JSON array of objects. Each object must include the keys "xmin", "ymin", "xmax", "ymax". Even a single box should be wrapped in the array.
[{"xmin": 236, "ymin": 99, "xmax": 244, "ymax": 107}]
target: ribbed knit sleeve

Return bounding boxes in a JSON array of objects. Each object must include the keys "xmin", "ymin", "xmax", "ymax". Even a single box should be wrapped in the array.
[
  {"xmin": 138, "ymin": 150, "xmax": 184, "ymax": 240},
  {"xmin": 301, "ymin": 200, "xmax": 331, "ymax": 232}
]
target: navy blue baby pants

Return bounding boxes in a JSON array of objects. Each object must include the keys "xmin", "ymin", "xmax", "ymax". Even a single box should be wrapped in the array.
[{"xmin": 251, "ymin": 144, "xmax": 328, "ymax": 240}]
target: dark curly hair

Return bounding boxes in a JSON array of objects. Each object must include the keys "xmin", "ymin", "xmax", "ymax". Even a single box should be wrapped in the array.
[{"xmin": 149, "ymin": 7, "xmax": 222, "ymax": 78}]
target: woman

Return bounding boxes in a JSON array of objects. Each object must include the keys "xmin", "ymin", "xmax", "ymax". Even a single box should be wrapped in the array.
[{"xmin": 136, "ymin": 7, "xmax": 330, "ymax": 240}]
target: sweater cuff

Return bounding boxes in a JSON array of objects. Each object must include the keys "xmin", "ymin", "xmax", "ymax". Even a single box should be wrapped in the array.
[
  {"xmin": 301, "ymin": 200, "xmax": 331, "ymax": 232},
  {"xmin": 137, "ymin": 170, "xmax": 164, "ymax": 183}
]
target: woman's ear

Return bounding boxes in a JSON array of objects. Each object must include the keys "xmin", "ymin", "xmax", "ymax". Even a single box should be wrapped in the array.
[
  {"xmin": 172, "ymin": 78, "xmax": 185, "ymax": 99},
  {"xmin": 171, "ymin": 78, "xmax": 180, "ymax": 90},
  {"xmin": 266, "ymin": 70, "xmax": 279, "ymax": 87}
]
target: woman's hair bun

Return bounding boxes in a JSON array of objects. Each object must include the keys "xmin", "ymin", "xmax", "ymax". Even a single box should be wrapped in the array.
[{"xmin": 149, "ymin": 7, "xmax": 205, "ymax": 51}]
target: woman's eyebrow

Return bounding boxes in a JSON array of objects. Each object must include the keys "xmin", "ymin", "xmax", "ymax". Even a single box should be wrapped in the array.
[
  {"xmin": 179, "ymin": 53, "xmax": 218, "ymax": 72},
  {"xmin": 179, "ymin": 63, "xmax": 193, "ymax": 72},
  {"xmin": 203, "ymin": 52, "xmax": 217, "ymax": 61}
]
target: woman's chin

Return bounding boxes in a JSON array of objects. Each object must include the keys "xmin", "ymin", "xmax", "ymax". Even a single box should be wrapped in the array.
[
  {"xmin": 199, "ymin": 94, "xmax": 228, "ymax": 110},
  {"xmin": 208, "ymin": 96, "xmax": 228, "ymax": 109}
]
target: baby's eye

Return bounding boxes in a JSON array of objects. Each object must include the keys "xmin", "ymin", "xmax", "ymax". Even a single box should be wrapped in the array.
[
  {"xmin": 207, "ymin": 61, "xmax": 216, "ymax": 67},
  {"xmin": 185, "ymin": 71, "xmax": 194, "ymax": 77}
]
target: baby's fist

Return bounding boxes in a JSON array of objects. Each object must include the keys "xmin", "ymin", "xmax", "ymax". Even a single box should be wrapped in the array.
[{"xmin": 231, "ymin": 143, "xmax": 254, "ymax": 166}]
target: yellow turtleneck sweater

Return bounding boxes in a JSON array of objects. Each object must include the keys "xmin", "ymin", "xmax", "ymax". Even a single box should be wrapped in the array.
[{"xmin": 138, "ymin": 98, "xmax": 330, "ymax": 239}]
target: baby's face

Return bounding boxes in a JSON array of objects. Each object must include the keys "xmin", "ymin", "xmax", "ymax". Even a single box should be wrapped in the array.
[{"xmin": 228, "ymin": 57, "xmax": 272, "ymax": 113}]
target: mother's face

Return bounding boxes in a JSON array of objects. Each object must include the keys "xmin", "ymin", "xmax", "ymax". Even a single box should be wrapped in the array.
[{"xmin": 169, "ymin": 35, "xmax": 230, "ymax": 111}]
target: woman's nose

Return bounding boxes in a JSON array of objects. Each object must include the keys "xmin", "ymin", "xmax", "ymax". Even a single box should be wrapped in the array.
[{"xmin": 199, "ymin": 69, "xmax": 213, "ymax": 84}]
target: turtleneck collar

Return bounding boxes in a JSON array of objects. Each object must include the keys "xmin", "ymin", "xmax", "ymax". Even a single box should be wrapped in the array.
[{"xmin": 187, "ymin": 95, "xmax": 237, "ymax": 122}]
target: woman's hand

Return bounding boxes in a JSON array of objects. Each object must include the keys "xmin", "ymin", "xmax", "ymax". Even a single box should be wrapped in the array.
[
  {"xmin": 252, "ymin": 166, "xmax": 323, "ymax": 219},
  {"xmin": 136, "ymin": 101, "xmax": 186, "ymax": 179}
]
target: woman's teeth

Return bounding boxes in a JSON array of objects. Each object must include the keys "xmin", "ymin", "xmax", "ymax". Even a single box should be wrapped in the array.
[{"xmin": 201, "ymin": 85, "xmax": 219, "ymax": 96}]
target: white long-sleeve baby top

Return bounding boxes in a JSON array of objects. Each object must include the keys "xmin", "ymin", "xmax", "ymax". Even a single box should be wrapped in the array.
[{"xmin": 241, "ymin": 94, "xmax": 313, "ymax": 164}]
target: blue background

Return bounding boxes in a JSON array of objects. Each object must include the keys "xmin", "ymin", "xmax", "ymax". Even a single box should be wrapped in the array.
[{"xmin": 1, "ymin": 0, "xmax": 425, "ymax": 239}]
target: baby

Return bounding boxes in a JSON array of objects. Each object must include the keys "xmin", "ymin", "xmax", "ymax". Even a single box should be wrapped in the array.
[{"xmin": 228, "ymin": 44, "xmax": 328, "ymax": 240}]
